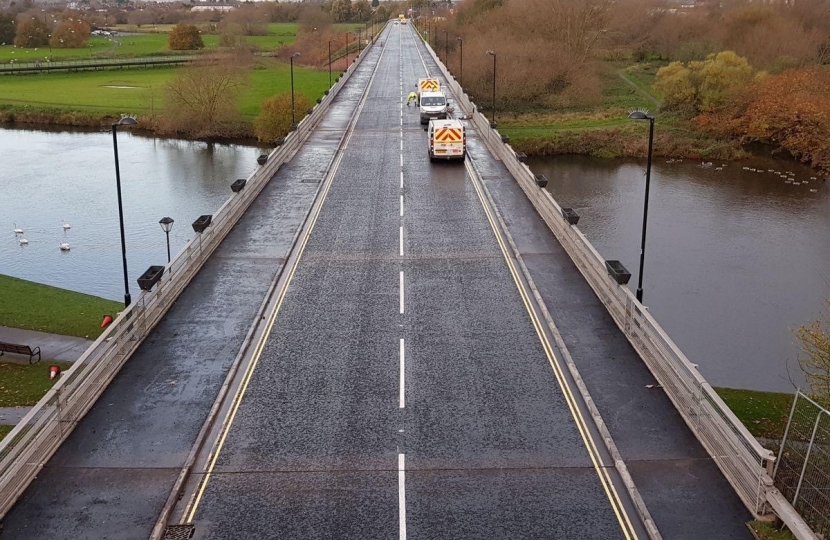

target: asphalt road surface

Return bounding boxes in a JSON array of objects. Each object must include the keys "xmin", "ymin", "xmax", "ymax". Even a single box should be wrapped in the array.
[
  {"xmin": 1, "ymin": 22, "xmax": 755, "ymax": 540},
  {"xmin": 174, "ymin": 24, "xmax": 646, "ymax": 540}
]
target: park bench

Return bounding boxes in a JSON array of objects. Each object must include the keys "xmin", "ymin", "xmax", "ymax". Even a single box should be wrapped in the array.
[{"xmin": 0, "ymin": 341, "xmax": 41, "ymax": 364}]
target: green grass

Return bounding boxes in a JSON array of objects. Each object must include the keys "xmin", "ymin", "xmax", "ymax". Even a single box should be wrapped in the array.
[
  {"xmin": 0, "ymin": 361, "xmax": 73, "ymax": 407},
  {"xmin": 0, "ymin": 22, "xmax": 335, "ymax": 63},
  {"xmin": 748, "ymin": 521, "xmax": 797, "ymax": 540},
  {"xmin": 0, "ymin": 59, "xmax": 330, "ymax": 119},
  {"xmin": 0, "ymin": 274, "xmax": 121, "ymax": 339},
  {"xmin": 714, "ymin": 387, "xmax": 794, "ymax": 440},
  {"xmin": 0, "ymin": 425, "xmax": 12, "ymax": 440}
]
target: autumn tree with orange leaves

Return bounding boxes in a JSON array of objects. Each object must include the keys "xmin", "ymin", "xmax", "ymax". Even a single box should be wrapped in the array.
[{"xmin": 695, "ymin": 68, "xmax": 830, "ymax": 172}]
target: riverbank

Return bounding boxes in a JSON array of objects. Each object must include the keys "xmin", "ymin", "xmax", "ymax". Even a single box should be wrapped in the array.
[
  {"xmin": 0, "ymin": 57, "xmax": 333, "ymax": 141},
  {"xmin": 498, "ymin": 61, "xmax": 750, "ymax": 162},
  {"xmin": 0, "ymin": 274, "xmax": 121, "ymax": 339}
]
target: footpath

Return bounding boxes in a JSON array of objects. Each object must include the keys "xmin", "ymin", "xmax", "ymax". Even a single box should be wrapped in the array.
[{"xmin": 0, "ymin": 325, "xmax": 93, "ymax": 426}]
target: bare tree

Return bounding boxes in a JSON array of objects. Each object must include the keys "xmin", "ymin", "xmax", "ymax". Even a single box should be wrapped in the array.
[{"xmin": 163, "ymin": 55, "xmax": 249, "ymax": 138}]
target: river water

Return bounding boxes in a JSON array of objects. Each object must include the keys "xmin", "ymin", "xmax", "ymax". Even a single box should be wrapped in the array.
[
  {"xmin": 530, "ymin": 155, "xmax": 830, "ymax": 391},
  {"xmin": 1, "ymin": 127, "xmax": 269, "ymax": 301},
  {"xmin": 2, "ymin": 126, "xmax": 827, "ymax": 391}
]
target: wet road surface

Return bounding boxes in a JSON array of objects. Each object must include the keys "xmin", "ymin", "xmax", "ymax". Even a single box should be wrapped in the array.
[{"xmin": 176, "ymin": 25, "xmax": 642, "ymax": 540}]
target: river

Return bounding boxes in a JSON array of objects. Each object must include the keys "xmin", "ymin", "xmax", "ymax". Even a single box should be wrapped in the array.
[
  {"xmin": 1, "ymin": 126, "xmax": 269, "ymax": 301},
  {"xmin": 530, "ymin": 155, "xmax": 830, "ymax": 392},
  {"xmin": 2, "ymin": 126, "xmax": 827, "ymax": 391}
]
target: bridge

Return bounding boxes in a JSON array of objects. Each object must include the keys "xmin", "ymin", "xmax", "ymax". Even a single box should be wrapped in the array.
[{"xmin": 0, "ymin": 24, "xmax": 815, "ymax": 540}]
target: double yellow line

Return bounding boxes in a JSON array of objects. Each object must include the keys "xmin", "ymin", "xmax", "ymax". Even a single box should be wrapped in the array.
[{"xmin": 465, "ymin": 159, "xmax": 639, "ymax": 540}]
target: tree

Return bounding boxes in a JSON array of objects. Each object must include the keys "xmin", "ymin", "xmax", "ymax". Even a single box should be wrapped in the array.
[
  {"xmin": 222, "ymin": 6, "xmax": 268, "ymax": 36},
  {"xmin": 13, "ymin": 17, "xmax": 48, "ymax": 47},
  {"xmin": 373, "ymin": 5, "xmax": 388, "ymax": 21},
  {"xmin": 50, "ymin": 18, "xmax": 91, "ymax": 48},
  {"xmin": 796, "ymin": 300, "xmax": 830, "ymax": 408},
  {"xmin": 254, "ymin": 92, "xmax": 313, "ymax": 142},
  {"xmin": 168, "ymin": 23, "xmax": 204, "ymax": 51},
  {"xmin": 371, "ymin": 0, "xmax": 379, "ymax": 7},
  {"xmin": 654, "ymin": 61, "xmax": 695, "ymax": 111},
  {"xmin": 695, "ymin": 51, "xmax": 753, "ymax": 111},
  {"xmin": 164, "ymin": 56, "xmax": 248, "ymax": 138},
  {"xmin": 330, "ymin": 0, "xmax": 351, "ymax": 23},
  {"xmin": 352, "ymin": 0, "xmax": 371, "ymax": 21},
  {"xmin": 0, "ymin": 14, "xmax": 15, "ymax": 46}
]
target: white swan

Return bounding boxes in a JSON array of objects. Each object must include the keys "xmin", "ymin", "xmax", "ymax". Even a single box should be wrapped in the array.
[
  {"xmin": 18, "ymin": 237, "xmax": 28, "ymax": 245},
  {"xmin": 62, "ymin": 220, "xmax": 71, "ymax": 230},
  {"xmin": 60, "ymin": 243, "xmax": 70, "ymax": 251},
  {"xmin": 13, "ymin": 223, "xmax": 22, "ymax": 235}
]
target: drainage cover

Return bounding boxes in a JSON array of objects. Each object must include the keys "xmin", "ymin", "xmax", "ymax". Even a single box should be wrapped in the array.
[{"xmin": 163, "ymin": 524, "xmax": 195, "ymax": 540}]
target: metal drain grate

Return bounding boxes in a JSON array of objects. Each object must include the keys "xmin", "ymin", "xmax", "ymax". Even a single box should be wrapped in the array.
[{"xmin": 162, "ymin": 524, "xmax": 195, "ymax": 540}]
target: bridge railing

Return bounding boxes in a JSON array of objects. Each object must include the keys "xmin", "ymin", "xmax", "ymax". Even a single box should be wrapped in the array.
[
  {"xmin": 0, "ymin": 55, "xmax": 195, "ymax": 73},
  {"xmin": 415, "ymin": 31, "xmax": 818, "ymax": 534},
  {"xmin": 0, "ymin": 40, "xmax": 379, "ymax": 520}
]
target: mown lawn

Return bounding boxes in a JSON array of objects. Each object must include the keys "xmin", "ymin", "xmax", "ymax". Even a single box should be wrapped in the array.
[
  {"xmin": 0, "ymin": 21, "xmax": 361, "ymax": 63},
  {"xmin": 714, "ymin": 387, "xmax": 795, "ymax": 440},
  {"xmin": 0, "ymin": 59, "xmax": 331, "ymax": 120},
  {"xmin": 0, "ymin": 274, "xmax": 121, "ymax": 338},
  {"xmin": 0, "ymin": 361, "xmax": 74, "ymax": 407}
]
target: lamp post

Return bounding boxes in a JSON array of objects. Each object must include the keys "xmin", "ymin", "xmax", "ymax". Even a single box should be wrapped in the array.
[
  {"xmin": 111, "ymin": 116, "xmax": 138, "ymax": 308},
  {"xmin": 159, "ymin": 217, "xmax": 174, "ymax": 263},
  {"xmin": 486, "ymin": 50, "xmax": 496, "ymax": 126},
  {"xmin": 627, "ymin": 110, "xmax": 655, "ymax": 303},
  {"xmin": 445, "ymin": 31, "xmax": 448, "ymax": 63},
  {"xmin": 328, "ymin": 40, "xmax": 332, "ymax": 87},
  {"xmin": 346, "ymin": 32, "xmax": 350, "ymax": 71},
  {"xmin": 357, "ymin": 28, "xmax": 362, "ymax": 54},
  {"xmin": 457, "ymin": 36, "xmax": 463, "ymax": 87},
  {"xmin": 290, "ymin": 52, "xmax": 300, "ymax": 128}
]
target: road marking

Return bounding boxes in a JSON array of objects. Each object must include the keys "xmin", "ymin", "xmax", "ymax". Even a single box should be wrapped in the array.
[
  {"xmin": 399, "ymin": 226, "xmax": 404, "ymax": 256},
  {"xmin": 400, "ymin": 153, "xmax": 403, "ymax": 166},
  {"xmin": 399, "ymin": 339, "xmax": 405, "ymax": 408},
  {"xmin": 398, "ymin": 453, "xmax": 407, "ymax": 540},
  {"xmin": 400, "ymin": 194, "xmax": 404, "ymax": 217},
  {"xmin": 400, "ymin": 170, "xmax": 404, "ymax": 189},
  {"xmin": 465, "ymin": 160, "xmax": 638, "ymax": 540},
  {"xmin": 399, "ymin": 270, "xmax": 405, "ymax": 314}
]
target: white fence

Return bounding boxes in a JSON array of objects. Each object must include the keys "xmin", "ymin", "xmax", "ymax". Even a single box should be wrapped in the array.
[
  {"xmin": 0, "ymin": 39, "xmax": 377, "ymax": 520},
  {"xmin": 416, "ymin": 29, "xmax": 819, "ymax": 539}
]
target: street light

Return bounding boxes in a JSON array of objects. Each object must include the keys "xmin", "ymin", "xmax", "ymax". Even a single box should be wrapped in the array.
[
  {"xmin": 457, "ymin": 36, "xmax": 463, "ymax": 87},
  {"xmin": 627, "ymin": 110, "xmax": 655, "ymax": 303},
  {"xmin": 486, "ymin": 50, "xmax": 496, "ymax": 127},
  {"xmin": 159, "ymin": 217, "xmax": 174, "ymax": 264},
  {"xmin": 111, "ymin": 116, "xmax": 138, "ymax": 308},
  {"xmin": 290, "ymin": 52, "xmax": 300, "ymax": 129},
  {"xmin": 346, "ymin": 32, "xmax": 350, "ymax": 71},
  {"xmin": 445, "ymin": 31, "xmax": 448, "ymax": 63},
  {"xmin": 328, "ymin": 40, "xmax": 332, "ymax": 87}
]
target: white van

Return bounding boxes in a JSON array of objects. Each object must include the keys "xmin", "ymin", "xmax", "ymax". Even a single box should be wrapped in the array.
[
  {"xmin": 427, "ymin": 119, "xmax": 466, "ymax": 161},
  {"xmin": 419, "ymin": 91, "xmax": 448, "ymax": 124}
]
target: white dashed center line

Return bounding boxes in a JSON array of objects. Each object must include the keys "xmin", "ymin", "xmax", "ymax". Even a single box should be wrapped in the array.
[
  {"xmin": 399, "ymin": 270, "xmax": 405, "ymax": 314},
  {"xmin": 399, "ymin": 338, "xmax": 405, "ymax": 408}
]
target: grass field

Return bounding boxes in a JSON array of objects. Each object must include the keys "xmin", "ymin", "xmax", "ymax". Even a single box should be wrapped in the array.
[
  {"xmin": 0, "ymin": 274, "xmax": 122, "ymax": 338},
  {"xmin": 0, "ymin": 22, "xmax": 369, "ymax": 63},
  {"xmin": 499, "ymin": 62, "xmax": 661, "ymax": 144},
  {"xmin": 0, "ymin": 58, "xmax": 331, "ymax": 120},
  {"xmin": 714, "ymin": 387, "xmax": 794, "ymax": 440},
  {"xmin": 0, "ymin": 361, "xmax": 73, "ymax": 407}
]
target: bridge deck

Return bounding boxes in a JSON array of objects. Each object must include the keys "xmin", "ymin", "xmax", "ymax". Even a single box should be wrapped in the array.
[{"xmin": 2, "ymin": 23, "xmax": 753, "ymax": 540}]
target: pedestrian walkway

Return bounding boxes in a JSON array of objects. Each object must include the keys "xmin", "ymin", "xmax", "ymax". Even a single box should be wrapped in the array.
[{"xmin": 0, "ymin": 326, "xmax": 92, "ymax": 363}]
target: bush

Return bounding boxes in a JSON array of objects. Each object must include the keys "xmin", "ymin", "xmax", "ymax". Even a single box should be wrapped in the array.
[
  {"xmin": 168, "ymin": 23, "xmax": 204, "ymax": 51},
  {"xmin": 13, "ymin": 18, "xmax": 49, "ymax": 48},
  {"xmin": 254, "ymin": 92, "xmax": 313, "ymax": 142},
  {"xmin": 50, "ymin": 19, "xmax": 91, "ymax": 49}
]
